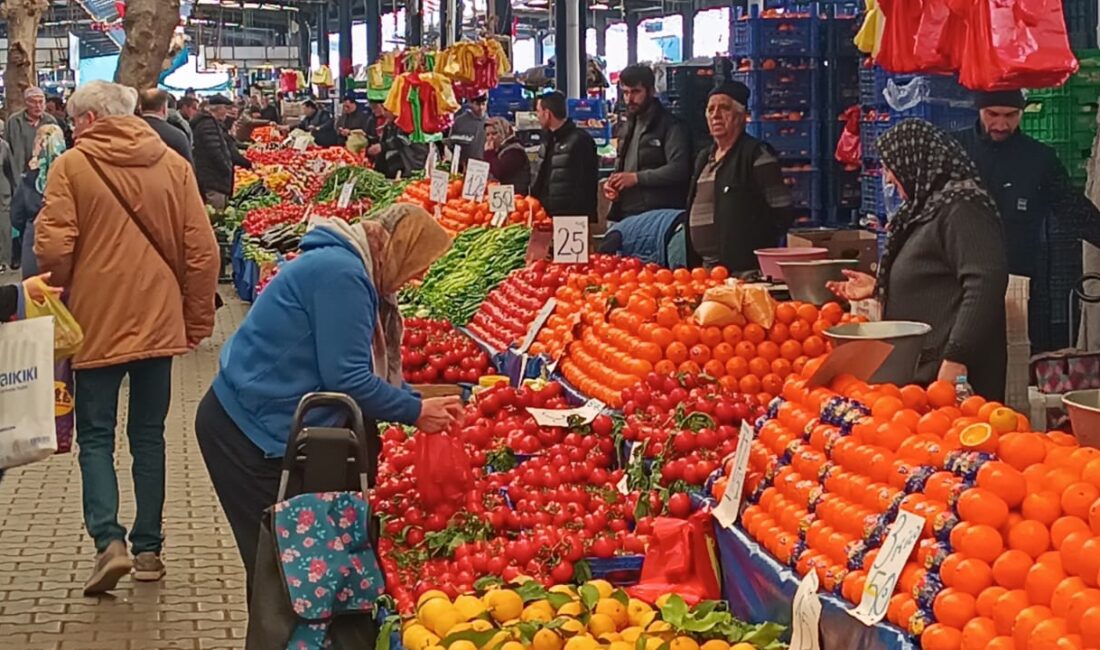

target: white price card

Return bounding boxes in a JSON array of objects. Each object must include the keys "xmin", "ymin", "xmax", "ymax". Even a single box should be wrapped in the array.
[
  {"xmin": 552, "ymin": 215, "xmax": 589, "ymax": 264},
  {"xmin": 790, "ymin": 570, "xmax": 822, "ymax": 650},
  {"xmin": 526, "ymin": 398, "xmax": 605, "ymax": 428},
  {"xmin": 713, "ymin": 421, "xmax": 755, "ymax": 529},
  {"xmin": 337, "ymin": 180, "xmax": 356, "ymax": 209},
  {"xmin": 424, "ymin": 145, "xmax": 437, "ymax": 173},
  {"xmin": 617, "ymin": 441, "xmax": 646, "ymax": 495},
  {"xmin": 847, "ymin": 510, "xmax": 926, "ymax": 626},
  {"xmin": 430, "ymin": 169, "xmax": 450, "ymax": 204},
  {"xmin": 488, "ymin": 184, "xmax": 516, "ymax": 226},
  {"xmin": 462, "ymin": 159, "xmax": 490, "ymax": 202},
  {"xmin": 516, "ymin": 298, "xmax": 557, "ymax": 354},
  {"xmin": 450, "ymin": 144, "xmax": 461, "ymax": 175}
]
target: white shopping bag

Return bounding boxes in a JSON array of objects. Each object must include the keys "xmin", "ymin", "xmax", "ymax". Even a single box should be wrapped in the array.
[{"xmin": 0, "ymin": 317, "xmax": 58, "ymax": 468}]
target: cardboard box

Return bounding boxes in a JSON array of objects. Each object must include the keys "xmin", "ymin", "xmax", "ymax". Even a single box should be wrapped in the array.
[{"xmin": 787, "ymin": 228, "xmax": 879, "ymax": 273}]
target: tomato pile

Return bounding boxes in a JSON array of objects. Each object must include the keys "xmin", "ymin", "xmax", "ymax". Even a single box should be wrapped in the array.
[
  {"xmin": 241, "ymin": 203, "xmax": 307, "ymax": 236},
  {"xmin": 402, "ymin": 319, "xmax": 493, "ymax": 384}
]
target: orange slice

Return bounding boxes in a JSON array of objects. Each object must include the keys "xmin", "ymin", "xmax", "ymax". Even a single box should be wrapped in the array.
[{"xmin": 961, "ymin": 422, "xmax": 999, "ymax": 453}]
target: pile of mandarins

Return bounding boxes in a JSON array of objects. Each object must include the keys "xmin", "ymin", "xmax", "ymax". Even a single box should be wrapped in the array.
[{"xmin": 730, "ymin": 357, "xmax": 1100, "ymax": 650}]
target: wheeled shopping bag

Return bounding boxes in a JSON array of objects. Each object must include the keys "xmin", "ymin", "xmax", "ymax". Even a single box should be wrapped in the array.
[{"xmin": 246, "ymin": 393, "xmax": 385, "ymax": 650}]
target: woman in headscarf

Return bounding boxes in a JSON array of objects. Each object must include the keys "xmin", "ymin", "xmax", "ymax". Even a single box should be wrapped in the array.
[
  {"xmin": 484, "ymin": 116, "xmax": 531, "ymax": 194},
  {"xmin": 12, "ymin": 124, "xmax": 66, "ymax": 278},
  {"xmin": 195, "ymin": 203, "xmax": 460, "ymax": 593},
  {"xmin": 828, "ymin": 119, "xmax": 1008, "ymax": 399}
]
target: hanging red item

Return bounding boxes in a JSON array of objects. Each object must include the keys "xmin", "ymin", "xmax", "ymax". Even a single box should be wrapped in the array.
[
  {"xmin": 626, "ymin": 512, "xmax": 723, "ymax": 606},
  {"xmin": 910, "ymin": 0, "xmax": 968, "ymax": 73},
  {"xmin": 412, "ymin": 433, "xmax": 472, "ymax": 511},
  {"xmin": 875, "ymin": 0, "xmax": 926, "ymax": 73},
  {"xmin": 958, "ymin": 0, "xmax": 1079, "ymax": 90},
  {"xmin": 834, "ymin": 106, "xmax": 862, "ymax": 172}
]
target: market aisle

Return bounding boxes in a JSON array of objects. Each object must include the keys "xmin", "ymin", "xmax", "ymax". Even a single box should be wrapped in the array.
[{"xmin": 0, "ymin": 290, "xmax": 249, "ymax": 650}]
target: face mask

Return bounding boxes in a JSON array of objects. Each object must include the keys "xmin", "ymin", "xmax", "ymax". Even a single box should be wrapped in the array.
[{"xmin": 882, "ymin": 174, "xmax": 904, "ymax": 221}]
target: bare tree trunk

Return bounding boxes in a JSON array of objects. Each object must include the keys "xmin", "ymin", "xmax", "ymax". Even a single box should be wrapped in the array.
[
  {"xmin": 116, "ymin": 0, "xmax": 181, "ymax": 89},
  {"xmin": 1, "ymin": 0, "xmax": 47, "ymax": 115}
]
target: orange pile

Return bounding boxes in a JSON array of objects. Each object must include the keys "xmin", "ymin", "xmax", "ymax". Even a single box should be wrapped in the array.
[
  {"xmin": 531, "ymin": 265, "xmax": 855, "ymax": 407},
  {"xmin": 731, "ymin": 362, "xmax": 1100, "ymax": 650},
  {"xmin": 398, "ymin": 179, "xmax": 550, "ymax": 234}
]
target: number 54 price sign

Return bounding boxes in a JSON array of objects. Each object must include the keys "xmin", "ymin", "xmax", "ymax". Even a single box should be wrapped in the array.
[{"xmin": 552, "ymin": 215, "xmax": 589, "ymax": 264}]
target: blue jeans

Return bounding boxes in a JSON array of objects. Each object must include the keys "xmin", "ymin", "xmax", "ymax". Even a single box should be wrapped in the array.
[{"xmin": 75, "ymin": 357, "xmax": 172, "ymax": 554}]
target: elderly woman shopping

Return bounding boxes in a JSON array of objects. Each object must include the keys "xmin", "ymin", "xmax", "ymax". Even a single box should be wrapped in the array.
[
  {"xmin": 195, "ymin": 203, "xmax": 463, "ymax": 597},
  {"xmin": 12, "ymin": 124, "xmax": 67, "ymax": 278},
  {"xmin": 484, "ymin": 117, "xmax": 531, "ymax": 194}
]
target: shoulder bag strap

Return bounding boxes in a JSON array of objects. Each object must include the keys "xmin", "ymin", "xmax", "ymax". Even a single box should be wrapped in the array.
[{"xmin": 81, "ymin": 151, "xmax": 183, "ymax": 291}]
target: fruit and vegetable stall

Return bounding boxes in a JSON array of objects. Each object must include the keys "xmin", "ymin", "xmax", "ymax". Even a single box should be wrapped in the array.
[{"xmin": 219, "ymin": 144, "xmax": 1100, "ymax": 650}]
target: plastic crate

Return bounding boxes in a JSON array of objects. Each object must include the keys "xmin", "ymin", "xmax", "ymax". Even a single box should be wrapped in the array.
[
  {"xmin": 835, "ymin": 168, "xmax": 861, "ymax": 208},
  {"xmin": 1066, "ymin": 0, "xmax": 1100, "ymax": 50},
  {"xmin": 860, "ymin": 117, "xmax": 891, "ymax": 162},
  {"xmin": 822, "ymin": 14, "xmax": 861, "ymax": 59},
  {"xmin": 859, "ymin": 66, "xmax": 972, "ymax": 108},
  {"xmin": 747, "ymin": 119, "xmax": 819, "ymax": 160},
  {"xmin": 567, "ymin": 98, "xmax": 607, "ymax": 120},
  {"xmin": 1047, "ymin": 139, "xmax": 1094, "ymax": 184},
  {"xmin": 832, "ymin": 58, "xmax": 861, "ymax": 106},
  {"xmin": 860, "ymin": 171, "xmax": 885, "ymax": 217},
  {"xmin": 489, "ymin": 82, "xmax": 525, "ymax": 102},
  {"xmin": 489, "ymin": 98, "xmax": 530, "ymax": 114},
  {"xmin": 1022, "ymin": 96, "xmax": 1098, "ymax": 142},
  {"xmin": 665, "ymin": 65, "xmax": 718, "ymax": 98},
  {"xmin": 586, "ymin": 555, "xmax": 645, "ymax": 586},
  {"xmin": 732, "ymin": 65, "xmax": 819, "ymax": 114},
  {"xmin": 782, "ymin": 168, "xmax": 822, "ymax": 210},
  {"xmin": 731, "ymin": 12, "xmax": 820, "ymax": 57}
]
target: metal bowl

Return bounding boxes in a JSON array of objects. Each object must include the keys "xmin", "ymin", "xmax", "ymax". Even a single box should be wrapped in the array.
[
  {"xmin": 778, "ymin": 259, "xmax": 860, "ymax": 306},
  {"xmin": 1064, "ymin": 390, "xmax": 1100, "ymax": 449},
  {"xmin": 824, "ymin": 321, "xmax": 932, "ymax": 385},
  {"xmin": 754, "ymin": 247, "xmax": 829, "ymax": 280}
]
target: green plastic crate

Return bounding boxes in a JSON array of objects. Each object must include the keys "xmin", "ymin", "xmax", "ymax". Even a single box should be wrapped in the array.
[
  {"xmin": 1045, "ymin": 138, "xmax": 1093, "ymax": 183},
  {"xmin": 1023, "ymin": 96, "xmax": 1098, "ymax": 141}
]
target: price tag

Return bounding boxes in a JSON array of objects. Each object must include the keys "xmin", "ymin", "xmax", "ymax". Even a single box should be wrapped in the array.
[
  {"xmin": 516, "ymin": 298, "xmax": 556, "ymax": 354},
  {"xmin": 526, "ymin": 398, "xmax": 605, "ymax": 428},
  {"xmin": 790, "ymin": 571, "xmax": 822, "ymax": 650},
  {"xmin": 430, "ymin": 169, "xmax": 449, "ymax": 204},
  {"xmin": 293, "ymin": 136, "xmax": 310, "ymax": 152},
  {"xmin": 847, "ymin": 510, "xmax": 926, "ymax": 626},
  {"xmin": 290, "ymin": 186, "xmax": 305, "ymax": 204},
  {"xmin": 337, "ymin": 180, "xmax": 356, "ymax": 209},
  {"xmin": 450, "ymin": 144, "xmax": 461, "ymax": 175},
  {"xmin": 488, "ymin": 184, "xmax": 515, "ymax": 226},
  {"xmin": 713, "ymin": 421, "xmax": 754, "ymax": 529},
  {"xmin": 425, "ymin": 146, "xmax": 437, "ymax": 173},
  {"xmin": 617, "ymin": 442, "xmax": 646, "ymax": 495},
  {"xmin": 462, "ymin": 159, "xmax": 490, "ymax": 202},
  {"xmin": 310, "ymin": 158, "xmax": 328, "ymax": 173},
  {"xmin": 552, "ymin": 215, "xmax": 589, "ymax": 264}
]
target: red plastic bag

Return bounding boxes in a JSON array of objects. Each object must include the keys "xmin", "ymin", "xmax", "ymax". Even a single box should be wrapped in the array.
[
  {"xmin": 413, "ymin": 433, "xmax": 472, "ymax": 511},
  {"xmin": 875, "ymin": 0, "xmax": 926, "ymax": 73},
  {"xmin": 834, "ymin": 106, "xmax": 862, "ymax": 171},
  {"xmin": 959, "ymin": 0, "xmax": 1079, "ymax": 90},
  {"xmin": 912, "ymin": 0, "xmax": 969, "ymax": 72},
  {"xmin": 627, "ymin": 512, "xmax": 722, "ymax": 606}
]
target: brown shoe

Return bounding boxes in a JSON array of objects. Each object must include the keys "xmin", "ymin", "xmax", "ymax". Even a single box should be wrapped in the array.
[
  {"xmin": 84, "ymin": 540, "xmax": 132, "ymax": 595},
  {"xmin": 132, "ymin": 552, "xmax": 165, "ymax": 582}
]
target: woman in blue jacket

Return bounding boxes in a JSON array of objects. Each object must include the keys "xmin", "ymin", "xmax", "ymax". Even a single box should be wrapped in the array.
[{"xmin": 195, "ymin": 203, "xmax": 458, "ymax": 593}]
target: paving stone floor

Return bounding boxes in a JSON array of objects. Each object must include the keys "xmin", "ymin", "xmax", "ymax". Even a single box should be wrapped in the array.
[{"xmin": 0, "ymin": 287, "xmax": 251, "ymax": 649}]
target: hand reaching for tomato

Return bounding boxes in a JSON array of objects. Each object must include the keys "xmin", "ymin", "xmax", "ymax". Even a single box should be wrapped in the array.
[{"xmin": 416, "ymin": 396, "xmax": 462, "ymax": 433}]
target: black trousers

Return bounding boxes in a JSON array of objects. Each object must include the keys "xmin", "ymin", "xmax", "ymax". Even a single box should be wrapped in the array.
[{"xmin": 194, "ymin": 388, "xmax": 281, "ymax": 599}]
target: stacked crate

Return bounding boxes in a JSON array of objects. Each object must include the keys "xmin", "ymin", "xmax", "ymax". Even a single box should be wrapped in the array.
[
  {"xmin": 1066, "ymin": 0, "xmax": 1100, "ymax": 50},
  {"xmin": 730, "ymin": 5, "xmax": 862, "ymax": 226},
  {"xmin": 488, "ymin": 83, "xmax": 530, "ymax": 121},
  {"xmin": 661, "ymin": 58, "xmax": 734, "ymax": 153}
]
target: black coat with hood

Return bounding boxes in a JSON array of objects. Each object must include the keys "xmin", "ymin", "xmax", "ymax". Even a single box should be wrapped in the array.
[{"xmin": 191, "ymin": 110, "xmax": 235, "ymax": 196}]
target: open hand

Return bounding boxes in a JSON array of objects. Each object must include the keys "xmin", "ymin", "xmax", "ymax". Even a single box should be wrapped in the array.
[
  {"xmin": 826, "ymin": 269, "xmax": 876, "ymax": 302},
  {"xmin": 416, "ymin": 396, "xmax": 461, "ymax": 433}
]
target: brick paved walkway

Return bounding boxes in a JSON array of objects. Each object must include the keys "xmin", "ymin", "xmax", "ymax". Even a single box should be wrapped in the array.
[{"xmin": 0, "ymin": 291, "xmax": 250, "ymax": 649}]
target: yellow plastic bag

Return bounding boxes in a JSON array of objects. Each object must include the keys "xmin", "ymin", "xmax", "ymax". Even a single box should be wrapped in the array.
[
  {"xmin": 23, "ymin": 279, "xmax": 83, "ymax": 360},
  {"xmin": 346, "ymin": 130, "xmax": 369, "ymax": 155},
  {"xmin": 854, "ymin": 0, "xmax": 884, "ymax": 55}
]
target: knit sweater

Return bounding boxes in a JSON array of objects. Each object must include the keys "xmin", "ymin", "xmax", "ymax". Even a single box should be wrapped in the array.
[{"xmin": 883, "ymin": 196, "xmax": 1008, "ymax": 400}]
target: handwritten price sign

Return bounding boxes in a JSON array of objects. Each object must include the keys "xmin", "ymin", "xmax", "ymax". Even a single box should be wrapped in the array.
[
  {"xmin": 488, "ymin": 184, "xmax": 515, "ymax": 227},
  {"xmin": 712, "ymin": 421, "xmax": 754, "ymax": 529},
  {"xmin": 847, "ymin": 510, "xmax": 926, "ymax": 626},
  {"xmin": 462, "ymin": 159, "xmax": 490, "ymax": 202}
]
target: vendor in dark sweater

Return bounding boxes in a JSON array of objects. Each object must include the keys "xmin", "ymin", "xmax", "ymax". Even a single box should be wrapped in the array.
[
  {"xmin": 336, "ymin": 96, "xmax": 376, "ymax": 145},
  {"xmin": 829, "ymin": 119, "xmax": 1008, "ymax": 399}
]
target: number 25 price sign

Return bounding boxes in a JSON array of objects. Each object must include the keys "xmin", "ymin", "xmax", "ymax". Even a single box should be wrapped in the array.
[{"xmin": 552, "ymin": 216, "xmax": 589, "ymax": 264}]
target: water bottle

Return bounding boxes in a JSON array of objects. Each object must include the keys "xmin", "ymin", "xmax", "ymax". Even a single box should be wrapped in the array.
[{"xmin": 955, "ymin": 375, "xmax": 974, "ymax": 404}]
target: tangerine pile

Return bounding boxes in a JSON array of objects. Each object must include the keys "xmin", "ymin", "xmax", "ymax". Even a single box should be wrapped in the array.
[
  {"xmin": 530, "ymin": 264, "xmax": 853, "ymax": 407},
  {"xmin": 731, "ymin": 360, "xmax": 1100, "ymax": 650}
]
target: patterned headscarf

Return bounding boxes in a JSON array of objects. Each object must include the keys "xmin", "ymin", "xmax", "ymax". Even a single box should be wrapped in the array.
[
  {"xmin": 874, "ymin": 119, "xmax": 997, "ymax": 306},
  {"xmin": 32, "ymin": 124, "xmax": 67, "ymax": 194}
]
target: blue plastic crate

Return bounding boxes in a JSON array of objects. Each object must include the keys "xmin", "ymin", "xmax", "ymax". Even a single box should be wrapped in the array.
[
  {"xmin": 489, "ymin": 83, "xmax": 525, "ymax": 102},
  {"xmin": 586, "ymin": 555, "xmax": 645, "ymax": 586},
  {"xmin": 782, "ymin": 168, "xmax": 822, "ymax": 210},
  {"xmin": 860, "ymin": 171, "xmax": 885, "ymax": 217},
  {"xmin": 731, "ymin": 13, "xmax": 820, "ymax": 57},
  {"xmin": 835, "ymin": 168, "xmax": 862, "ymax": 208},
  {"xmin": 859, "ymin": 66, "xmax": 973, "ymax": 108},
  {"xmin": 732, "ymin": 65, "xmax": 819, "ymax": 114},
  {"xmin": 747, "ymin": 119, "xmax": 819, "ymax": 160},
  {"xmin": 896, "ymin": 101, "xmax": 977, "ymax": 131},
  {"xmin": 489, "ymin": 98, "xmax": 531, "ymax": 114},
  {"xmin": 860, "ymin": 117, "xmax": 890, "ymax": 161},
  {"xmin": 568, "ymin": 98, "xmax": 607, "ymax": 120}
]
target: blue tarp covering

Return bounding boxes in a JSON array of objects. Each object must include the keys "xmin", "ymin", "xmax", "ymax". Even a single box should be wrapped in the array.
[
  {"xmin": 230, "ymin": 231, "xmax": 258, "ymax": 303},
  {"xmin": 714, "ymin": 524, "xmax": 916, "ymax": 650}
]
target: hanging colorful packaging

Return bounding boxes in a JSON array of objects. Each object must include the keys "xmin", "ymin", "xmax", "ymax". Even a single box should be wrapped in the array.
[
  {"xmin": 958, "ymin": 0, "xmax": 1079, "ymax": 90},
  {"xmin": 911, "ymin": 0, "xmax": 969, "ymax": 73},
  {"xmin": 834, "ymin": 105, "xmax": 863, "ymax": 171},
  {"xmin": 854, "ymin": 0, "xmax": 883, "ymax": 55},
  {"xmin": 875, "ymin": 0, "xmax": 927, "ymax": 73}
]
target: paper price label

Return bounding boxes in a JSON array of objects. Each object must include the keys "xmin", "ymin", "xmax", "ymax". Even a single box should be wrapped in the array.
[
  {"xmin": 489, "ymin": 184, "xmax": 515, "ymax": 214},
  {"xmin": 713, "ymin": 421, "xmax": 755, "ymax": 529},
  {"xmin": 552, "ymin": 215, "xmax": 589, "ymax": 264},
  {"xmin": 293, "ymin": 137, "xmax": 309, "ymax": 152},
  {"xmin": 617, "ymin": 441, "xmax": 646, "ymax": 495},
  {"xmin": 790, "ymin": 571, "xmax": 822, "ymax": 650},
  {"xmin": 310, "ymin": 158, "xmax": 328, "ymax": 173},
  {"xmin": 450, "ymin": 144, "xmax": 461, "ymax": 175},
  {"xmin": 516, "ymin": 298, "xmax": 557, "ymax": 354},
  {"xmin": 847, "ymin": 510, "xmax": 926, "ymax": 626},
  {"xmin": 425, "ymin": 145, "xmax": 437, "ymax": 173},
  {"xmin": 430, "ymin": 169, "xmax": 450, "ymax": 204},
  {"xmin": 337, "ymin": 180, "xmax": 356, "ymax": 209},
  {"xmin": 526, "ymin": 398, "xmax": 604, "ymax": 428},
  {"xmin": 462, "ymin": 159, "xmax": 490, "ymax": 202}
]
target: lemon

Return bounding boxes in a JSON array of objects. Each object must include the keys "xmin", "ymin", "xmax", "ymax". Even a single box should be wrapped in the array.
[
  {"xmin": 610, "ymin": 642, "xmax": 634, "ymax": 650},
  {"xmin": 564, "ymin": 635, "xmax": 599, "ymax": 650},
  {"xmin": 700, "ymin": 641, "xmax": 730, "ymax": 650},
  {"xmin": 419, "ymin": 599, "xmax": 457, "ymax": 627},
  {"xmin": 403, "ymin": 627, "xmax": 441, "ymax": 650},
  {"xmin": 481, "ymin": 631, "xmax": 512, "ymax": 650},
  {"xmin": 426, "ymin": 646, "xmax": 446, "ymax": 650},
  {"xmin": 588, "ymin": 613, "xmax": 618, "ymax": 637},
  {"xmin": 449, "ymin": 641, "xmax": 478, "ymax": 650},
  {"xmin": 558, "ymin": 601, "xmax": 584, "ymax": 616},
  {"xmin": 584, "ymin": 579, "xmax": 614, "ymax": 599},
  {"xmin": 419, "ymin": 590, "xmax": 451, "ymax": 609},
  {"xmin": 427, "ymin": 607, "xmax": 465, "ymax": 638},
  {"xmin": 655, "ymin": 594, "xmax": 675, "ymax": 610},
  {"xmin": 670, "ymin": 637, "xmax": 700, "ymax": 650},
  {"xmin": 989, "ymin": 407, "xmax": 1019, "ymax": 434},
  {"xmin": 447, "ymin": 623, "xmax": 474, "ymax": 636},
  {"xmin": 643, "ymin": 636, "xmax": 665, "ymax": 650},
  {"xmin": 533, "ymin": 628, "xmax": 564, "ymax": 650},
  {"xmin": 598, "ymin": 633, "xmax": 622, "ymax": 644},
  {"xmin": 730, "ymin": 645, "xmax": 757, "ymax": 650},
  {"xmin": 521, "ymin": 601, "xmax": 555, "ymax": 623},
  {"xmin": 556, "ymin": 617, "xmax": 587, "ymax": 637},
  {"xmin": 455, "ymin": 595, "xmax": 487, "ymax": 621},
  {"xmin": 595, "ymin": 599, "xmax": 629, "ymax": 630},
  {"xmin": 484, "ymin": 590, "xmax": 524, "ymax": 623},
  {"xmin": 620, "ymin": 627, "xmax": 644, "ymax": 644},
  {"xmin": 470, "ymin": 620, "xmax": 493, "ymax": 632},
  {"xmin": 549, "ymin": 584, "xmax": 579, "ymax": 598},
  {"xmin": 500, "ymin": 643, "xmax": 526, "ymax": 650},
  {"xmin": 646, "ymin": 621, "xmax": 674, "ymax": 640},
  {"xmin": 627, "ymin": 599, "xmax": 654, "ymax": 627}
]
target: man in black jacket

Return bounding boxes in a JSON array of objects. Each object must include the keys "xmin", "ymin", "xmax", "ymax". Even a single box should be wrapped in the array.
[
  {"xmin": 605, "ymin": 65, "xmax": 693, "ymax": 221},
  {"xmin": 370, "ymin": 107, "xmax": 427, "ymax": 179},
  {"xmin": 138, "ymin": 89, "xmax": 192, "ymax": 164},
  {"xmin": 191, "ymin": 94, "xmax": 249, "ymax": 210},
  {"xmin": 685, "ymin": 82, "xmax": 794, "ymax": 273},
  {"xmin": 530, "ymin": 91, "xmax": 598, "ymax": 221},
  {"xmin": 336, "ymin": 96, "xmax": 376, "ymax": 145},
  {"xmin": 954, "ymin": 90, "xmax": 1100, "ymax": 350},
  {"xmin": 299, "ymin": 100, "xmax": 338, "ymax": 147}
]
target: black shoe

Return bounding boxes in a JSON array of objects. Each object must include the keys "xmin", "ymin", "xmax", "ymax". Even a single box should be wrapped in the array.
[{"xmin": 11, "ymin": 262, "xmax": 21, "ymax": 270}]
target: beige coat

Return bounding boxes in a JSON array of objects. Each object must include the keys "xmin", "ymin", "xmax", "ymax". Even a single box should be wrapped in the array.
[{"xmin": 34, "ymin": 115, "xmax": 220, "ymax": 369}]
